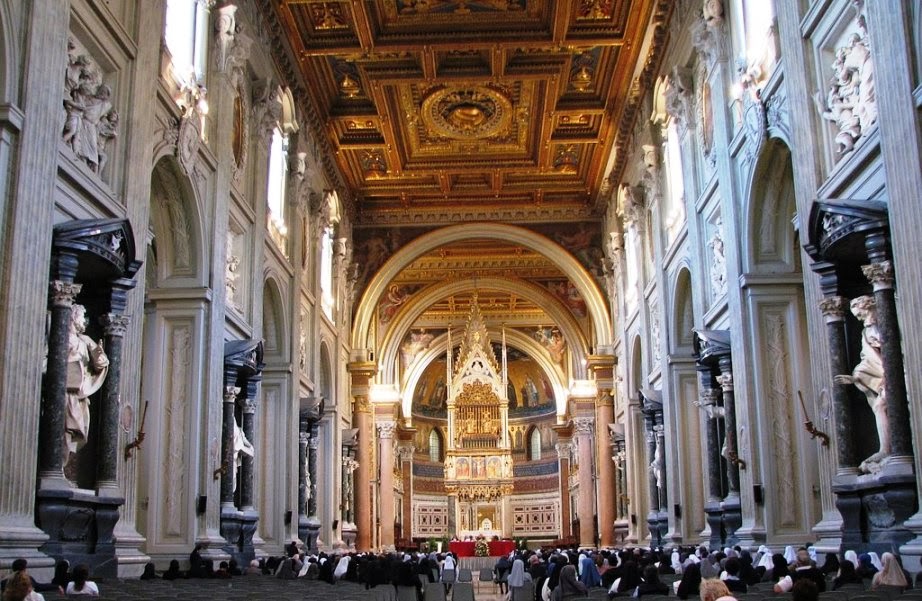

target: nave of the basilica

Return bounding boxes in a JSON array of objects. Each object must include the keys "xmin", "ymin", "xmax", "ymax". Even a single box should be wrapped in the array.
[{"xmin": 1, "ymin": 0, "xmax": 922, "ymax": 580}]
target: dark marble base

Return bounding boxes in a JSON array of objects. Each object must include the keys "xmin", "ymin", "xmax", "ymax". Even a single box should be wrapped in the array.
[
  {"xmin": 704, "ymin": 501, "xmax": 724, "ymax": 549},
  {"xmin": 613, "ymin": 520, "xmax": 630, "ymax": 546},
  {"xmin": 304, "ymin": 518, "xmax": 321, "ymax": 554},
  {"xmin": 835, "ymin": 468, "xmax": 918, "ymax": 553},
  {"xmin": 722, "ymin": 497, "xmax": 742, "ymax": 546},
  {"xmin": 36, "ymin": 488, "xmax": 123, "ymax": 578},
  {"xmin": 647, "ymin": 511, "xmax": 668, "ymax": 548},
  {"xmin": 220, "ymin": 507, "xmax": 259, "ymax": 566}
]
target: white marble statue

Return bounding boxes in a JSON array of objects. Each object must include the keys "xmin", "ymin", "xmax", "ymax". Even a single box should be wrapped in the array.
[
  {"xmin": 232, "ymin": 417, "xmax": 255, "ymax": 492},
  {"xmin": 62, "ymin": 40, "xmax": 120, "ymax": 174},
  {"xmin": 65, "ymin": 304, "xmax": 109, "ymax": 460},
  {"xmin": 834, "ymin": 295, "xmax": 888, "ymax": 473}
]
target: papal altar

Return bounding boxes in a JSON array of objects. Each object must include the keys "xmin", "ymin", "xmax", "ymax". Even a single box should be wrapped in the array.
[{"xmin": 449, "ymin": 539, "xmax": 516, "ymax": 558}]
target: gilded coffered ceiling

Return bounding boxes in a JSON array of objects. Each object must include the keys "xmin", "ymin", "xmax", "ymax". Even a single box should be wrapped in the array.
[{"xmin": 273, "ymin": 0, "xmax": 673, "ymax": 227}]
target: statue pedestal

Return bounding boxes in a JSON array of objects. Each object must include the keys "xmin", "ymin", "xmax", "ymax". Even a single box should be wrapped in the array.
[
  {"xmin": 704, "ymin": 500, "xmax": 724, "ymax": 548},
  {"xmin": 341, "ymin": 523, "xmax": 357, "ymax": 551},
  {"xmin": 304, "ymin": 516, "xmax": 321, "ymax": 553},
  {"xmin": 36, "ymin": 487, "xmax": 123, "ymax": 578},
  {"xmin": 834, "ymin": 462, "xmax": 917, "ymax": 553},
  {"xmin": 613, "ymin": 519, "xmax": 630, "ymax": 546},
  {"xmin": 646, "ymin": 511, "xmax": 666, "ymax": 547},
  {"xmin": 220, "ymin": 506, "xmax": 259, "ymax": 566},
  {"xmin": 721, "ymin": 496, "xmax": 742, "ymax": 546}
]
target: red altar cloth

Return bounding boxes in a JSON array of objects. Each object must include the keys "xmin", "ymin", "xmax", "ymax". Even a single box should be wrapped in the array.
[{"xmin": 449, "ymin": 540, "xmax": 516, "ymax": 557}]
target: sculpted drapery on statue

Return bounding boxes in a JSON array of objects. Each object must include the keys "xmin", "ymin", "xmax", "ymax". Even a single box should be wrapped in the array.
[
  {"xmin": 64, "ymin": 304, "xmax": 109, "ymax": 458},
  {"xmin": 834, "ymin": 295, "xmax": 888, "ymax": 472}
]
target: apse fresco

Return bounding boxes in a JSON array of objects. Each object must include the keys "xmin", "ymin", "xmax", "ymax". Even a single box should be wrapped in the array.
[
  {"xmin": 411, "ymin": 348, "xmax": 555, "ymax": 419},
  {"xmin": 378, "ymin": 283, "xmax": 425, "ymax": 324},
  {"xmin": 531, "ymin": 222, "xmax": 606, "ymax": 282}
]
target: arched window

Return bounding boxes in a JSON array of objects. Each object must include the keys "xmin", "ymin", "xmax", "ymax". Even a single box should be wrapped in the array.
[
  {"xmin": 163, "ymin": 0, "xmax": 209, "ymax": 86},
  {"xmin": 663, "ymin": 122, "xmax": 686, "ymax": 244},
  {"xmin": 266, "ymin": 127, "xmax": 289, "ymax": 250},
  {"xmin": 319, "ymin": 191, "xmax": 340, "ymax": 322},
  {"xmin": 429, "ymin": 429, "xmax": 442, "ymax": 462},
  {"xmin": 528, "ymin": 428, "xmax": 541, "ymax": 461},
  {"xmin": 320, "ymin": 225, "xmax": 334, "ymax": 320}
]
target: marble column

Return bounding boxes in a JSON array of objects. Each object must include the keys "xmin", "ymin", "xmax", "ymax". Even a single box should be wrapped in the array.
[
  {"xmin": 861, "ymin": 257, "xmax": 913, "ymax": 462},
  {"xmin": 644, "ymin": 414, "xmax": 658, "ymax": 516},
  {"xmin": 397, "ymin": 445, "xmax": 413, "ymax": 543},
  {"xmin": 96, "ymin": 312, "xmax": 130, "ymax": 494},
  {"xmin": 377, "ymin": 420, "xmax": 396, "ymax": 550},
  {"xmin": 447, "ymin": 493, "xmax": 458, "ymax": 539},
  {"xmin": 717, "ymin": 359, "xmax": 741, "ymax": 544},
  {"xmin": 556, "ymin": 441, "xmax": 572, "ymax": 539},
  {"xmin": 38, "ymin": 273, "xmax": 81, "ymax": 489},
  {"xmin": 298, "ymin": 431, "xmax": 309, "ymax": 519},
  {"xmin": 818, "ymin": 293, "xmax": 858, "ymax": 474},
  {"xmin": 596, "ymin": 395, "xmax": 616, "ymax": 547},
  {"xmin": 347, "ymin": 361, "xmax": 375, "ymax": 550},
  {"xmin": 304, "ymin": 424, "xmax": 317, "ymax": 517},
  {"xmin": 716, "ymin": 362, "xmax": 741, "ymax": 497},
  {"xmin": 220, "ymin": 386, "xmax": 240, "ymax": 507},
  {"xmin": 573, "ymin": 417, "xmax": 596, "ymax": 548},
  {"xmin": 239, "ymin": 397, "xmax": 257, "ymax": 510}
]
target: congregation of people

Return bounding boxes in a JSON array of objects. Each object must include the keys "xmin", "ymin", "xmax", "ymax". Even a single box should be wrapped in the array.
[{"xmin": 2, "ymin": 543, "xmax": 918, "ymax": 601}]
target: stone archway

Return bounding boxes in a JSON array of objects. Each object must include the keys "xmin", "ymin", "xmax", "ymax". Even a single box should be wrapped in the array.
[{"xmin": 139, "ymin": 156, "xmax": 209, "ymax": 559}]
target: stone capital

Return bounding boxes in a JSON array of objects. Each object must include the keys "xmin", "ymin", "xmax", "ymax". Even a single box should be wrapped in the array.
[
  {"xmin": 862, "ymin": 261, "xmax": 894, "ymax": 292},
  {"xmin": 818, "ymin": 296, "xmax": 849, "ymax": 323},
  {"xmin": 376, "ymin": 421, "xmax": 397, "ymax": 439},
  {"xmin": 223, "ymin": 386, "xmax": 241, "ymax": 403},
  {"xmin": 572, "ymin": 416, "xmax": 595, "ymax": 435},
  {"xmin": 100, "ymin": 313, "xmax": 130, "ymax": 337},
  {"xmin": 299, "ymin": 432, "xmax": 310, "ymax": 444},
  {"xmin": 49, "ymin": 281, "xmax": 82, "ymax": 307},
  {"xmin": 396, "ymin": 445, "xmax": 415, "ymax": 462},
  {"xmin": 240, "ymin": 398, "xmax": 257, "ymax": 414},
  {"xmin": 555, "ymin": 442, "xmax": 572, "ymax": 460},
  {"xmin": 716, "ymin": 372, "xmax": 733, "ymax": 392}
]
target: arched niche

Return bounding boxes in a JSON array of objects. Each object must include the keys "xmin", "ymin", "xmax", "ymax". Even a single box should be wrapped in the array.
[
  {"xmin": 378, "ymin": 276, "xmax": 590, "ymax": 385},
  {"xmin": 0, "ymin": 1, "xmax": 15, "ymax": 102},
  {"xmin": 261, "ymin": 276, "xmax": 288, "ymax": 361},
  {"xmin": 671, "ymin": 267, "xmax": 695, "ymax": 353},
  {"xmin": 400, "ymin": 327, "xmax": 569, "ymax": 423},
  {"xmin": 148, "ymin": 157, "xmax": 205, "ymax": 286},
  {"xmin": 629, "ymin": 335, "xmax": 643, "ymax": 398},
  {"xmin": 318, "ymin": 339, "xmax": 333, "ymax": 402},
  {"xmin": 743, "ymin": 139, "xmax": 800, "ymax": 275},
  {"xmin": 352, "ymin": 223, "xmax": 612, "ymax": 351}
]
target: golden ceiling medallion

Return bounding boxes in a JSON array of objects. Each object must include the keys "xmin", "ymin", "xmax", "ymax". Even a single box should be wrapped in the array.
[{"xmin": 420, "ymin": 85, "xmax": 513, "ymax": 140}]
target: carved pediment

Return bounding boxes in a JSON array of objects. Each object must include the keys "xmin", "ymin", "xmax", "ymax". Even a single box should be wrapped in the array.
[
  {"xmin": 692, "ymin": 328, "xmax": 731, "ymax": 365},
  {"xmin": 805, "ymin": 199, "xmax": 888, "ymax": 263},
  {"xmin": 52, "ymin": 218, "xmax": 141, "ymax": 282}
]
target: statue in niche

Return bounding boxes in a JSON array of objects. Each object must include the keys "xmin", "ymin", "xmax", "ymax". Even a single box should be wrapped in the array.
[
  {"xmin": 232, "ymin": 416, "xmax": 255, "ymax": 492},
  {"xmin": 708, "ymin": 220, "xmax": 728, "ymax": 298},
  {"xmin": 649, "ymin": 438, "xmax": 664, "ymax": 490},
  {"xmin": 64, "ymin": 304, "xmax": 109, "ymax": 477},
  {"xmin": 225, "ymin": 236, "xmax": 241, "ymax": 309},
  {"xmin": 834, "ymin": 295, "xmax": 888, "ymax": 473}
]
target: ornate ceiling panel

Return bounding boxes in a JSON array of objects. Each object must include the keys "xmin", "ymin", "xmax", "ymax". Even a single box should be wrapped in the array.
[{"xmin": 274, "ymin": 0, "xmax": 668, "ymax": 226}]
